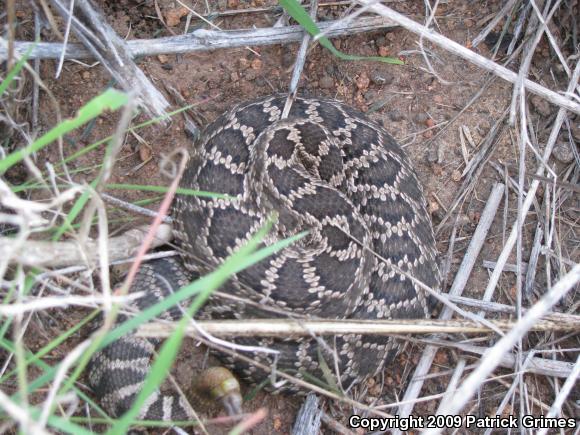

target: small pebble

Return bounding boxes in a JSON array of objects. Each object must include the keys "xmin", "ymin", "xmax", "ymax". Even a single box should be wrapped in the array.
[
  {"xmin": 414, "ymin": 112, "xmax": 429, "ymax": 124},
  {"xmin": 355, "ymin": 72, "xmax": 370, "ymax": 91},
  {"xmin": 479, "ymin": 120, "xmax": 491, "ymax": 131},
  {"xmin": 319, "ymin": 75, "xmax": 334, "ymax": 89},
  {"xmin": 251, "ymin": 58, "xmax": 263, "ymax": 70},
  {"xmin": 530, "ymin": 95, "xmax": 552, "ymax": 117},
  {"xmin": 552, "ymin": 142, "xmax": 575, "ymax": 163},
  {"xmin": 244, "ymin": 69, "xmax": 257, "ymax": 81},
  {"xmin": 378, "ymin": 46, "xmax": 390, "ymax": 57},
  {"xmin": 451, "ymin": 169, "xmax": 462, "ymax": 182},
  {"xmin": 388, "ymin": 110, "xmax": 404, "ymax": 122},
  {"xmin": 139, "ymin": 145, "xmax": 151, "ymax": 162}
]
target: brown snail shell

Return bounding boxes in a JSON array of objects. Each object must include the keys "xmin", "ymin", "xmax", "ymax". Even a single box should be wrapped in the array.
[{"xmin": 192, "ymin": 366, "xmax": 242, "ymax": 416}]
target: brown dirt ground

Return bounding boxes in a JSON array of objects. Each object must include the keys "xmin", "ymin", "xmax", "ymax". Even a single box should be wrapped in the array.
[{"xmin": 2, "ymin": 0, "xmax": 579, "ymax": 433}]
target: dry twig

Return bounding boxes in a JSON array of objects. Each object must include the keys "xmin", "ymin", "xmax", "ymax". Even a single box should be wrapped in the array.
[
  {"xmin": 0, "ymin": 224, "xmax": 172, "ymax": 268},
  {"xmin": 0, "ymin": 17, "xmax": 397, "ymax": 61}
]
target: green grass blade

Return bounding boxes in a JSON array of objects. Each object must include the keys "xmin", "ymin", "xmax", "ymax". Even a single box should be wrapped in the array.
[
  {"xmin": 45, "ymin": 414, "xmax": 95, "ymax": 435},
  {"xmin": 62, "ymin": 103, "xmax": 195, "ymax": 167},
  {"xmin": 103, "ymin": 229, "xmax": 307, "ymax": 348},
  {"xmin": 106, "ymin": 183, "xmax": 228, "ymax": 199},
  {"xmin": 51, "ymin": 182, "xmax": 95, "ymax": 241},
  {"xmin": 278, "ymin": 0, "xmax": 404, "ymax": 65},
  {"xmin": 107, "ymin": 219, "xmax": 275, "ymax": 433},
  {"xmin": 0, "ymin": 45, "xmax": 33, "ymax": 96},
  {"xmin": 16, "ymin": 407, "xmax": 96, "ymax": 435},
  {"xmin": 108, "ymin": 222, "xmax": 307, "ymax": 433},
  {"xmin": 11, "ymin": 223, "xmax": 306, "ymax": 429},
  {"xmin": 0, "ymin": 89, "xmax": 128, "ymax": 174}
]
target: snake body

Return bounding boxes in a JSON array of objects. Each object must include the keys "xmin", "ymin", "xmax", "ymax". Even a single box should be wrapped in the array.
[{"xmin": 88, "ymin": 95, "xmax": 440, "ymax": 421}]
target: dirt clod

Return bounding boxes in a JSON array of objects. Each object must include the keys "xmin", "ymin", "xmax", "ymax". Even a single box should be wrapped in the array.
[
  {"xmin": 530, "ymin": 95, "xmax": 552, "ymax": 117},
  {"xmin": 388, "ymin": 109, "xmax": 405, "ymax": 122},
  {"xmin": 355, "ymin": 71, "xmax": 370, "ymax": 91},
  {"xmin": 251, "ymin": 58, "xmax": 263, "ymax": 70},
  {"xmin": 378, "ymin": 46, "xmax": 390, "ymax": 57},
  {"xmin": 165, "ymin": 6, "xmax": 188, "ymax": 27},
  {"xmin": 552, "ymin": 142, "xmax": 575, "ymax": 163},
  {"xmin": 319, "ymin": 75, "xmax": 334, "ymax": 89},
  {"xmin": 451, "ymin": 169, "xmax": 462, "ymax": 182}
]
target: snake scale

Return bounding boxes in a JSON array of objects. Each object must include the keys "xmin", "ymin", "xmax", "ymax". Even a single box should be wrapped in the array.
[{"xmin": 87, "ymin": 95, "xmax": 440, "ymax": 421}]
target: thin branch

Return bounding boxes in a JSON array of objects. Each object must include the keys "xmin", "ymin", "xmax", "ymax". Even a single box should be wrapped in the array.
[
  {"xmin": 0, "ymin": 17, "xmax": 397, "ymax": 61},
  {"xmin": 0, "ymin": 224, "xmax": 173, "ymax": 268}
]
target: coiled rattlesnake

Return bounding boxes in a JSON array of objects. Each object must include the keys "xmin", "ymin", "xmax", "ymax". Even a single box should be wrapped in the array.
[{"xmin": 88, "ymin": 95, "xmax": 440, "ymax": 421}]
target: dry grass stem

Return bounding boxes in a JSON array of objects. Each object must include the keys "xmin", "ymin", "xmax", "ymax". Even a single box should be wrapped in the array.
[
  {"xmin": 136, "ymin": 317, "xmax": 580, "ymax": 338},
  {"xmin": 422, "ymin": 338, "xmax": 576, "ymax": 378}
]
